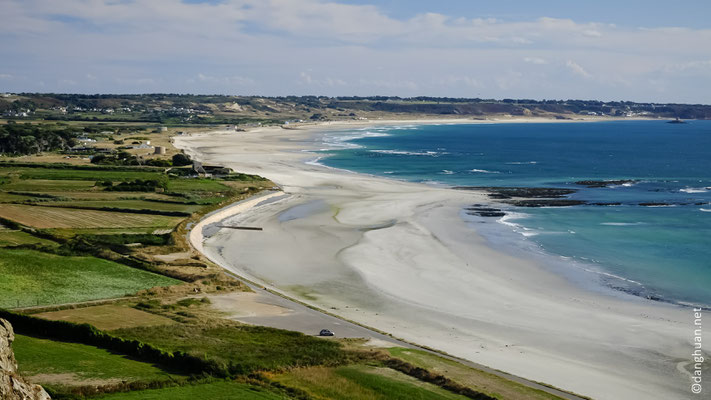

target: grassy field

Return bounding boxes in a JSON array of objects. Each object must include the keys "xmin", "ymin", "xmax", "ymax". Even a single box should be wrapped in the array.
[
  {"xmin": 48, "ymin": 227, "xmax": 167, "ymax": 238},
  {"xmin": 0, "ymin": 230, "xmax": 57, "ymax": 247},
  {"xmin": 41, "ymin": 199, "xmax": 203, "ymax": 213},
  {"xmin": 273, "ymin": 365, "xmax": 469, "ymax": 400},
  {"xmin": 13, "ymin": 334, "xmax": 182, "ymax": 388},
  {"xmin": 388, "ymin": 348, "xmax": 565, "ymax": 400},
  {"xmin": 2, "ymin": 179, "xmax": 98, "ymax": 192},
  {"xmin": 33, "ymin": 192, "xmax": 174, "ymax": 200},
  {"xmin": 167, "ymin": 179, "xmax": 233, "ymax": 193},
  {"xmin": 0, "ymin": 248, "xmax": 179, "ymax": 308},
  {"xmin": 0, "ymin": 191, "xmax": 37, "ymax": 202},
  {"xmin": 0, "ymin": 204, "xmax": 184, "ymax": 229},
  {"xmin": 13, "ymin": 167, "xmax": 164, "ymax": 181},
  {"xmin": 113, "ymin": 322, "xmax": 349, "ymax": 374},
  {"xmin": 93, "ymin": 381, "xmax": 284, "ymax": 400},
  {"xmin": 34, "ymin": 304, "xmax": 175, "ymax": 331}
]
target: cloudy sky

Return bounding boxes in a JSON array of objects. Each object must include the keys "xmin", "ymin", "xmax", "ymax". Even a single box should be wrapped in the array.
[{"xmin": 1, "ymin": 0, "xmax": 710, "ymax": 103}]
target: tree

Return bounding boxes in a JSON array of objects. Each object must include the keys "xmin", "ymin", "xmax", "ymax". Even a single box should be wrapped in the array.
[{"xmin": 172, "ymin": 153, "xmax": 192, "ymax": 166}]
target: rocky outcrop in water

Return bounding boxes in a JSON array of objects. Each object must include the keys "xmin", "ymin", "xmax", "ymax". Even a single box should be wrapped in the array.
[
  {"xmin": 574, "ymin": 179, "xmax": 637, "ymax": 188},
  {"xmin": 505, "ymin": 199, "xmax": 586, "ymax": 207},
  {"xmin": 0, "ymin": 319, "xmax": 51, "ymax": 400},
  {"xmin": 465, "ymin": 205, "xmax": 506, "ymax": 217},
  {"xmin": 454, "ymin": 186, "xmax": 577, "ymax": 199}
]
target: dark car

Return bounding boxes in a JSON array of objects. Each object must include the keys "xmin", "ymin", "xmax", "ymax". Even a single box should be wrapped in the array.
[{"xmin": 319, "ymin": 329, "xmax": 335, "ymax": 337}]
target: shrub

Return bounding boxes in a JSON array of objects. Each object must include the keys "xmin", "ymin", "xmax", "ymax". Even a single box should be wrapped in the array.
[{"xmin": 172, "ymin": 153, "xmax": 192, "ymax": 166}]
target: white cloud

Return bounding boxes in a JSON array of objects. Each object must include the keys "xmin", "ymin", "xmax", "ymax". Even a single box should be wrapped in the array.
[
  {"xmin": 197, "ymin": 73, "xmax": 255, "ymax": 86},
  {"xmin": 524, "ymin": 57, "xmax": 548, "ymax": 65},
  {"xmin": 435, "ymin": 75, "xmax": 481, "ymax": 88},
  {"xmin": 582, "ymin": 29, "xmax": 602, "ymax": 37},
  {"xmin": 0, "ymin": 0, "xmax": 709, "ymax": 102},
  {"xmin": 566, "ymin": 60, "xmax": 592, "ymax": 79},
  {"xmin": 298, "ymin": 72, "xmax": 346, "ymax": 87}
]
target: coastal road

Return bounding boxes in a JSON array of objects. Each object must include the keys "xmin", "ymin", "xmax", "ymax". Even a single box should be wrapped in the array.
[
  {"xmin": 217, "ymin": 272, "xmax": 589, "ymax": 400},
  {"xmin": 217, "ymin": 275, "xmax": 403, "ymax": 341}
]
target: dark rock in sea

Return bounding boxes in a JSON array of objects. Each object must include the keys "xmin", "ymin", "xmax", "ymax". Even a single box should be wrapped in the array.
[
  {"xmin": 465, "ymin": 205, "xmax": 506, "ymax": 217},
  {"xmin": 467, "ymin": 211, "xmax": 506, "ymax": 217},
  {"xmin": 454, "ymin": 186, "xmax": 577, "ymax": 199},
  {"xmin": 590, "ymin": 202, "xmax": 622, "ymax": 206},
  {"xmin": 667, "ymin": 118, "xmax": 686, "ymax": 124},
  {"xmin": 504, "ymin": 199, "xmax": 586, "ymax": 207},
  {"xmin": 574, "ymin": 179, "xmax": 637, "ymax": 188},
  {"xmin": 639, "ymin": 202, "xmax": 671, "ymax": 207},
  {"xmin": 465, "ymin": 207, "xmax": 501, "ymax": 212}
]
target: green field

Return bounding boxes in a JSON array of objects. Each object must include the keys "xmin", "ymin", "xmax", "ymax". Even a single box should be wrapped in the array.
[
  {"xmin": 94, "ymin": 381, "xmax": 284, "ymax": 400},
  {"xmin": 2, "ymin": 179, "xmax": 98, "ymax": 192},
  {"xmin": 275, "ymin": 365, "xmax": 469, "ymax": 400},
  {"xmin": 113, "ymin": 323, "xmax": 348, "ymax": 374},
  {"xmin": 0, "ymin": 230, "xmax": 57, "ymax": 247},
  {"xmin": 42, "ymin": 199, "xmax": 202, "ymax": 213},
  {"xmin": 388, "ymin": 348, "xmax": 564, "ymax": 400},
  {"xmin": 0, "ymin": 191, "xmax": 37, "ymax": 202},
  {"xmin": 14, "ymin": 168, "xmax": 163, "ymax": 181},
  {"xmin": 0, "ymin": 248, "xmax": 179, "ymax": 308},
  {"xmin": 13, "ymin": 334, "xmax": 181, "ymax": 387},
  {"xmin": 168, "ymin": 179, "xmax": 232, "ymax": 192},
  {"xmin": 0, "ymin": 204, "xmax": 184, "ymax": 229}
]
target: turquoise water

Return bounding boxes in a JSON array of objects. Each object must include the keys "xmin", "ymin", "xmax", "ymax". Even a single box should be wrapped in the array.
[{"xmin": 316, "ymin": 121, "xmax": 711, "ymax": 307}]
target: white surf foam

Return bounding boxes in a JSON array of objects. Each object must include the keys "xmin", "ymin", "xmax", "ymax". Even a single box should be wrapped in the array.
[
  {"xmin": 370, "ymin": 149, "xmax": 447, "ymax": 156},
  {"xmin": 680, "ymin": 187, "xmax": 709, "ymax": 193}
]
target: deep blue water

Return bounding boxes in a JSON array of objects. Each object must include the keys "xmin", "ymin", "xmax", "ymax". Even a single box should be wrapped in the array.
[{"xmin": 316, "ymin": 121, "xmax": 711, "ymax": 307}]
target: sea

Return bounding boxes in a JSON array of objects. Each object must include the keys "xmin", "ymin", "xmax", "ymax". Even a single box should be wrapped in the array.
[{"xmin": 313, "ymin": 120, "xmax": 711, "ymax": 308}]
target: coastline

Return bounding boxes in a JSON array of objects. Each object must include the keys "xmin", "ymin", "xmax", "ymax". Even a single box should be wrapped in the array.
[{"xmin": 175, "ymin": 118, "xmax": 703, "ymax": 400}]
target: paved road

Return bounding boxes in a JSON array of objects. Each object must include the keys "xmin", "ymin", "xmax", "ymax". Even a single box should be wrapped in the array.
[
  {"xmin": 220, "ymin": 278, "xmax": 403, "ymax": 341},
  {"xmin": 220, "ymin": 272, "xmax": 589, "ymax": 400}
]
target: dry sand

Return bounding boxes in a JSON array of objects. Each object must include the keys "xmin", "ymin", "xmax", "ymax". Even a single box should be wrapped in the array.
[{"xmin": 176, "ymin": 118, "xmax": 705, "ymax": 400}]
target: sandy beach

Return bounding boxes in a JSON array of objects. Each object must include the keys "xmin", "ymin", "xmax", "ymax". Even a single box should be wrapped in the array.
[{"xmin": 175, "ymin": 118, "xmax": 705, "ymax": 400}]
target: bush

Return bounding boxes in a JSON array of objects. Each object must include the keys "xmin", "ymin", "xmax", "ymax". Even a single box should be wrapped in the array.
[
  {"xmin": 104, "ymin": 177, "xmax": 168, "ymax": 192},
  {"xmin": 146, "ymin": 158, "xmax": 172, "ymax": 167},
  {"xmin": 91, "ymin": 154, "xmax": 108, "ymax": 164},
  {"xmin": 172, "ymin": 153, "xmax": 192, "ymax": 166}
]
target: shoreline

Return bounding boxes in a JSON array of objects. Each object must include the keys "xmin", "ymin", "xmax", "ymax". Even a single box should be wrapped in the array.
[{"xmin": 175, "ymin": 118, "xmax": 703, "ymax": 400}]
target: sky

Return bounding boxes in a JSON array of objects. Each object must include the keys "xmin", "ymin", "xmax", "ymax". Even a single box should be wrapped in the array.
[{"xmin": 1, "ymin": 0, "xmax": 710, "ymax": 103}]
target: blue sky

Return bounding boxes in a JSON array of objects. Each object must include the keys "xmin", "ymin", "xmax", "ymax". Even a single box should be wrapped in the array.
[
  {"xmin": 1, "ymin": 0, "xmax": 710, "ymax": 103},
  {"xmin": 341, "ymin": 0, "xmax": 711, "ymax": 29}
]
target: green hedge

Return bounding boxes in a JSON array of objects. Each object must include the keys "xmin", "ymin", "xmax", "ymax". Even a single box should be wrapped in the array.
[
  {"xmin": 0, "ymin": 161, "xmax": 165, "ymax": 172},
  {"xmin": 0, "ymin": 310, "xmax": 226, "ymax": 377}
]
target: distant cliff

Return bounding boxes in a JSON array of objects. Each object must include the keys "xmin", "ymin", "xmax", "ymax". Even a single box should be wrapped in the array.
[{"xmin": 0, "ymin": 319, "xmax": 51, "ymax": 400}]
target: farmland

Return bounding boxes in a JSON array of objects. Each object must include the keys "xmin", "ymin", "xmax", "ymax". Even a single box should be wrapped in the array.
[
  {"xmin": 34, "ymin": 304, "xmax": 175, "ymax": 331},
  {"xmin": 0, "ymin": 121, "xmax": 553, "ymax": 400},
  {"xmin": 0, "ymin": 248, "xmax": 180, "ymax": 308},
  {"xmin": 273, "ymin": 365, "xmax": 470, "ymax": 400},
  {"xmin": 13, "ymin": 334, "xmax": 182, "ymax": 389},
  {"xmin": 0, "ymin": 229, "xmax": 56, "ymax": 247},
  {"xmin": 0, "ymin": 204, "xmax": 183, "ymax": 229},
  {"xmin": 92, "ymin": 381, "xmax": 285, "ymax": 400}
]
